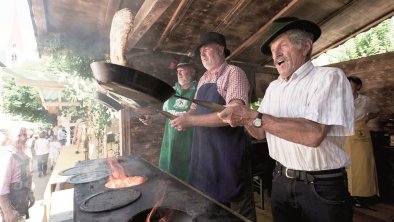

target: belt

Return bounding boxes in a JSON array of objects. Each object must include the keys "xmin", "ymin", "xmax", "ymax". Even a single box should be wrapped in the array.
[{"xmin": 275, "ymin": 162, "xmax": 345, "ymax": 183}]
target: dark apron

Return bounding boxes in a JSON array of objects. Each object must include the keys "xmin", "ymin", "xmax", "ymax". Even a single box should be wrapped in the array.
[
  {"xmin": 188, "ymin": 83, "xmax": 247, "ymax": 203},
  {"xmin": 8, "ymin": 153, "xmax": 31, "ymax": 219}
]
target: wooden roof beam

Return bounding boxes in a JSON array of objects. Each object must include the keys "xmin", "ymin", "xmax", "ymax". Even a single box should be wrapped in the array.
[
  {"xmin": 227, "ymin": 0, "xmax": 299, "ymax": 60},
  {"xmin": 154, "ymin": 0, "xmax": 195, "ymax": 51},
  {"xmin": 103, "ymin": 0, "xmax": 123, "ymax": 38},
  {"xmin": 313, "ymin": 10, "xmax": 394, "ymax": 58},
  {"xmin": 214, "ymin": 0, "xmax": 253, "ymax": 33},
  {"xmin": 127, "ymin": 0, "xmax": 176, "ymax": 50},
  {"xmin": 29, "ymin": 0, "xmax": 48, "ymax": 41},
  {"xmin": 42, "ymin": 102, "xmax": 80, "ymax": 107},
  {"xmin": 15, "ymin": 78, "xmax": 64, "ymax": 89}
]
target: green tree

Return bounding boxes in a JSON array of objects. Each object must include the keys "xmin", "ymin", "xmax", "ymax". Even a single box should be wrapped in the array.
[
  {"xmin": 323, "ymin": 17, "xmax": 393, "ymax": 64},
  {"xmin": 0, "ymin": 77, "xmax": 52, "ymax": 123},
  {"xmin": 39, "ymin": 35, "xmax": 113, "ymax": 149}
]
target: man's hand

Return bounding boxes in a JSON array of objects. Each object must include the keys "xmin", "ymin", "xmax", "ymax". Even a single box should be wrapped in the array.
[
  {"xmin": 28, "ymin": 192, "xmax": 35, "ymax": 208},
  {"xmin": 218, "ymin": 104, "xmax": 256, "ymax": 127},
  {"xmin": 170, "ymin": 114, "xmax": 192, "ymax": 131}
]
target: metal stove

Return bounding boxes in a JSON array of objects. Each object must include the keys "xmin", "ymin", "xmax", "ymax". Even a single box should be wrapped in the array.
[{"xmin": 73, "ymin": 155, "xmax": 250, "ymax": 221}]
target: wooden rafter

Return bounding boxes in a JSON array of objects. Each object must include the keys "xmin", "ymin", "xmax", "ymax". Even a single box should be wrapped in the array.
[
  {"xmin": 103, "ymin": 0, "xmax": 123, "ymax": 37},
  {"xmin": 15, "ymin": 78, "xmax": 64, "ymax": 89},
  {"xmin": 214, "ymin": 0, "xmax": 253, "ymax": 33},
  {"xmin": 154, "ymin": 0, "xmax": 195, "ymax": 51},
  {"xmin": 227, "ymin": 0, "xmax": 299, "ymax": 60},
  {"xmin": 313, "ymin": 10, "xmax": 394, "ymax": 58},
  {"xmin": 30, "ymin": 0, "xmax": 48, "ymax": 40},
  {"xmin": 42, "ymin": 102, "xmax": 80, "ymax": 107},
  {"xmin": 126, "ymin": 0, "xmax": 175, "ymax": 50}
]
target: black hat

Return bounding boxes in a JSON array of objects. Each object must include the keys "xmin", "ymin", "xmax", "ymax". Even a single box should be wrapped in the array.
[
  {"xmin": 195, "ymin": 32, "xmax": 231, "ymax": 57},
  {"xmin": 176, "ymin": 57, "xmax": 195, "ymax": 69},
  {"xmin": 260, "ymin": 17, "xmax": 321, "ymax": 55}
]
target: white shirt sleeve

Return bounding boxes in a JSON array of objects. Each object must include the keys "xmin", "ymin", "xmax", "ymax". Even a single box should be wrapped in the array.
[{"xmin": 304, "ymin": 67, "xmax": 354, "ymax": 136}]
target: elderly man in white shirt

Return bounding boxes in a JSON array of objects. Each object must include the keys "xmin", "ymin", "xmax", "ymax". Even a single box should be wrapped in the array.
[{"xmin": 218, "ymin": 17, "xmax": 354, "ymax": 222}]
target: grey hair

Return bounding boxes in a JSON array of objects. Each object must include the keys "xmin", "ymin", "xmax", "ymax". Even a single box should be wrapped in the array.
[{"xmin": 285, "ymin": 29, "xmax": 314, "ymax": 60}]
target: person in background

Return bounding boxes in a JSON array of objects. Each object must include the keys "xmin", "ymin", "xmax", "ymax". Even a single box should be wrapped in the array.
[
  {"xmin": 57, "ymin": 126, "xmax": 67, "ymax": 146},
  {"xmin": 45, "ymin": 128, "xmax": 54, "ymax": 140},
  {"xmin": 345, "ymin": 76, "xmax": 380, "ymax": 207},
  {"xmin": 170, "ymin": 32, "xmax": 256, "ymax": 221},
  {"xmin": 0, "ymin": 127, "xmax": 35, "ymax": 221},
  {"xmin": 33, "ymin": 131, "xmax": 50, "ymax": 177},
  {"xmin": 48, "ymin": 135, "xmax": 61, "ymax": 171},
  {"xmin": 217, "ymin": 17, "xmax": 354, "ymax": 222},
  {"xmin": 140, "ymin": 61, "xmax": 197, "ymax": 182}
]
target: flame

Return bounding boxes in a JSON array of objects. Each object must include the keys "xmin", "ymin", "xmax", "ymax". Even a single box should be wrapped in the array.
[
  {"xmin": 105, "ymin": 157, "xmax": 145, "ymax": 188},
  {"xmin": 107, "ymin": 157, "xmax": 127, "ymax": 179},
  {"xmin": 146, "ymin": 180, "xmax": 172, "ymax": 222}
]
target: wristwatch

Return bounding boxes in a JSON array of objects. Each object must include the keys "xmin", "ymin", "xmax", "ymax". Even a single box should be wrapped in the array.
[{"xmin": 253, "ymin": 112, "xmax": 263, "ymax": 128}]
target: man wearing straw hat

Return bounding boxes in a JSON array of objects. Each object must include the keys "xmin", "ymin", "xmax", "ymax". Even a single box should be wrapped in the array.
[{"xmin": 218, "ymin": 17, "xmax": 354, "ymax": 222}]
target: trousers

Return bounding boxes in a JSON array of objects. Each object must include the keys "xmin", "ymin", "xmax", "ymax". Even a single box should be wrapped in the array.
[{"xmin": 271, "ymin": 168, "xmax": 353, "ymax": 222}]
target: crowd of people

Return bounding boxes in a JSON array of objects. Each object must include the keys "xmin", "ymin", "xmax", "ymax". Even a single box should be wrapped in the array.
[{"xmin": 0, "ymin": 125, "xmax": 65, "ymax": 221}]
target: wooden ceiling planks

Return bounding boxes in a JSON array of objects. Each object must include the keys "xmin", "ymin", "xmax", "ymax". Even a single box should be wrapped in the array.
[
  {"xmin": 154, "ymin": 0, "xmax": 195, "ymax": 51},
  {"xmin": 126, "ymin": 0, "xmax": 175, "ymax": 49},
  {"xmin": 28, "ymin": 0, "xmax": 394, "ymax": 76}
]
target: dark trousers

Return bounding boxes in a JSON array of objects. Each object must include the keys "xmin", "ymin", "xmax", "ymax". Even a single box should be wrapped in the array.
[
  {"xmin": 36, "ymin": 154, "xmax": 49, "ymax": 175},
  {"xmin": 271, "ymin": 171, "xmax": 353, "ymax": 222},
  {"xmin": 226, "ymin": 180, "xmax": 257, "ymax": 222},
  {"xmin": 223, "ymin": 144, "xmax": 257, "ymax": 222}
]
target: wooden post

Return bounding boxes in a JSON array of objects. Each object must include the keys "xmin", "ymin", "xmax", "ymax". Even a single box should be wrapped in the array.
[{"xmin": 119, "ymin": 107, "xmax": 133, "ymax": 156}]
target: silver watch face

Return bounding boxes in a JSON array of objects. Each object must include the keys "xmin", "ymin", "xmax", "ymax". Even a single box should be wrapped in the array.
[{"xmin": 253, "ymin": 118, "xmax": 262, "ymax": 127}]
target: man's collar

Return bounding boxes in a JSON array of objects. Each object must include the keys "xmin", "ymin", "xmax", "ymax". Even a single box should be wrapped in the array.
[
  {"xmin": 175, "ymin": 80, "xmax": 197, "ymax": 89},
  {"xmin": 206, "ymin": 61, "xmax": 227, "ymax": 76},
  {"xmin": 277, "ymin": 60, "xmax": 313, "ymax": 82}
]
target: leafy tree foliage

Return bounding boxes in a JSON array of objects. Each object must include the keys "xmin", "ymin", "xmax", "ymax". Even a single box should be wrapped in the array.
[
  {"xmin": 38, "ymin": 34, "xmax": 113, "ymax": 144},
  {"xmin": 319, "ymin": 18, "xmax": 393, "ymax": 64},
  {"xmin": 1, "ymin": 34, "xmax": 113, "ymax": 147},
  {"xmin": 0, "ymin": 77, "xmax": 52, "ymax": 123}
]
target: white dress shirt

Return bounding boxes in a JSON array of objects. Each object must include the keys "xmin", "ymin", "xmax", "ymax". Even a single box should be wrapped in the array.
[{"xmin": 258, "ymin": 61, "xmax": 354, "ymax": 171}]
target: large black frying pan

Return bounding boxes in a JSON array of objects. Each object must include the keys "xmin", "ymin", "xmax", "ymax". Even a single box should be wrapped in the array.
[
  {"xmin": 91, "ymin": 61, "xmax": 224, "ymax": 113},
  {"xmin": 91, "ymin": 61, "xmax": 175, "ymax": 108},
  {"xmin": 96, "ymin": 91, "xmax": 124, "ymax": 111}
]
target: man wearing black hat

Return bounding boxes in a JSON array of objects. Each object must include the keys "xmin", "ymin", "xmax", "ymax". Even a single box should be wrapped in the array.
[
  {"xmin": 140, "ymin": 61, "xmax": 197, "ymax": 182},
  {"xmin": 218, "ymin": 17, "xmax": 354, "ymax": 222},
  {"xmin": 171, "ymin": 32, "xmax": 256, "ymax": 221}
]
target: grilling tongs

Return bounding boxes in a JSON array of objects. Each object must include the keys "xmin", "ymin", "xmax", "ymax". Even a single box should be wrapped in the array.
[{"xmin": 174, "ymin": 95, "xmax": 225, "ymax": 112}]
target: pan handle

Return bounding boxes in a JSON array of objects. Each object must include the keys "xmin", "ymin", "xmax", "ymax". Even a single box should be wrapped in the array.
[
  {"xmin": 158, "ymin": 110, "xmax": 176, "ymax": 120},
  {"xmin": 174, "ymin": 95, "xmax": 225, "ymax": 112}
]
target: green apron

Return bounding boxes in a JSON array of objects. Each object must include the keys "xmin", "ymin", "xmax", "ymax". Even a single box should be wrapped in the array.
[{"xmin": 159, "ymin": 81, "xmax": 196, "ymax": 182}]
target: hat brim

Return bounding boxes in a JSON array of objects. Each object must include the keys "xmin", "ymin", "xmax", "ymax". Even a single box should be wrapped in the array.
[
  {"xmin": 195, "ymin": 42, "xmax": 231, "ymax": 57},
  {"xmin": 260, "ymin": 20, "xmax": 321, "ymax": 56},
  {"xmin": 176, "ymin": 63, "xmax": 195, "ymax": 68}
]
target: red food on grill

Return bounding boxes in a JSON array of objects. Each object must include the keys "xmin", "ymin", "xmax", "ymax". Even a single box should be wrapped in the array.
[{"xmin": 105, "ymin": 176, "xmax": 145, "ymax": 189}]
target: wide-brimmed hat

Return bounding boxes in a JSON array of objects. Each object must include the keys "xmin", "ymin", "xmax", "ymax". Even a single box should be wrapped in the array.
[
  {"xmin": 176, "ymin": 57, "xmax": 196, "ymax": 69},
  {"xmin": 195, "ymin": 32, "xmax": 231, "ymax": 57},
  {"xmin": 260, "ymin": 17, "xmax": 321, "ymax": 55}
]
